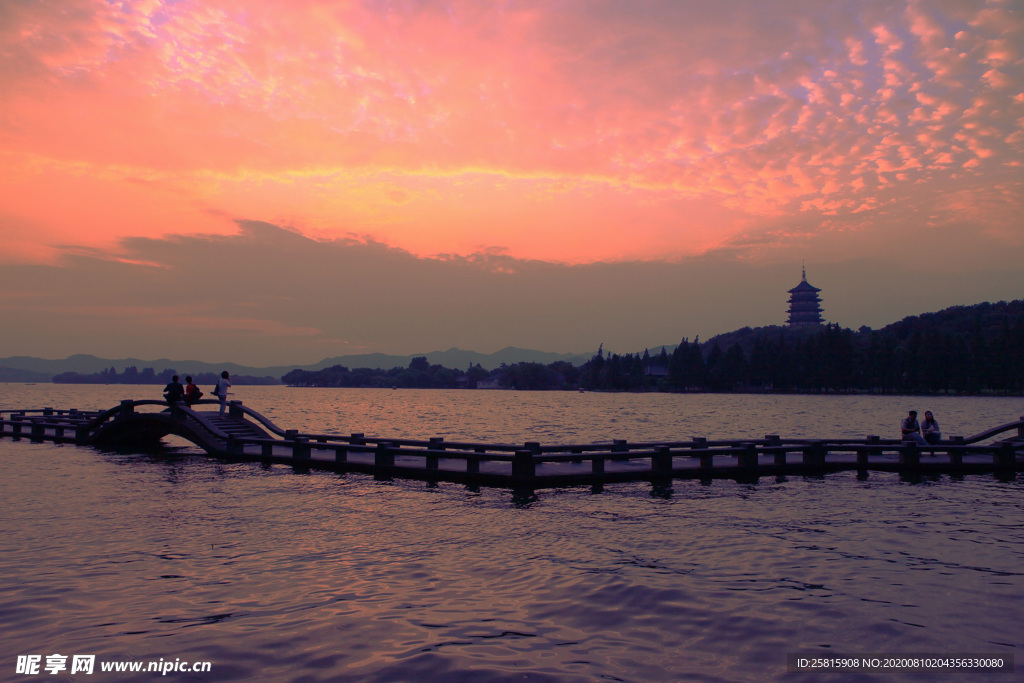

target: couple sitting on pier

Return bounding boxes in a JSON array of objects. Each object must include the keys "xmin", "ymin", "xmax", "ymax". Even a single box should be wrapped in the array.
[
  {"xmin": 163, "ymin": 376, "xmax": 204, "ymax": 407},
  {"xmin": 901, "ymin": 410, "xmax": 941, "ymax": 446}
]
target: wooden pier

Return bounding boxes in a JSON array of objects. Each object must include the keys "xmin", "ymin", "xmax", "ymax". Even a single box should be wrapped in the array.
[{"xmin": 2, "ymin": 400, "xmax": 1022, "ymax": 491}]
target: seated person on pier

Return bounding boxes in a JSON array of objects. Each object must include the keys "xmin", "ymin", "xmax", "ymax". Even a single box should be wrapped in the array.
[
  {"xmin": 163, "ymin": 375, "xmax": 185, "ymax": 408},
  {"xmin": 900, "ymin": 410, "xmax": 927, "ymax": 446},
  {"xmin": 922, "ymin": 411, "xmax": 942, "ymax": 445},
  {"xmin": 184, "ymin": 376, "xmax": 203, "ymax": 406}
]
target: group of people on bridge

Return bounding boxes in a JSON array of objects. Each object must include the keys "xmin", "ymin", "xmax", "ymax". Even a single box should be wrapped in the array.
[
  {"xmin": 162, "ymin": 372, "xmax": 232, "ymax": 415},
  {"xmin": 901, "ymin": 409, "xmax": 942, "ymax": 446}
]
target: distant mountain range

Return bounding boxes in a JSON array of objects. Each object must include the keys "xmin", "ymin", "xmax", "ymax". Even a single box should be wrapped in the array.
[{"xmin": 0, "ymin": 347, "xmax": 602, "ymax": 383}]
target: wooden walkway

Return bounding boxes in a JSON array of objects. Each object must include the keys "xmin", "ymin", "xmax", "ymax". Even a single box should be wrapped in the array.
[{"xmin": 2, "ymin": 400, "xmax": 1022, "ymax": 491}]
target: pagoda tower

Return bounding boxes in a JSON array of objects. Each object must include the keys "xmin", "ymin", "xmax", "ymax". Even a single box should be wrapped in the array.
[{"xmin": 786, "ymin": 266, "xmax": 824, "ymax": 326}]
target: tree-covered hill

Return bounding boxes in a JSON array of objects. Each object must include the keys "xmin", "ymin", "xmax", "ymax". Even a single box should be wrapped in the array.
[
  {"xmin": 279, "ymin": 299, "xmax": 1024, "ymax": 395},
  {"xmin": 597, "ymin": 300, "xmax": 1024, "ymax": 395}
]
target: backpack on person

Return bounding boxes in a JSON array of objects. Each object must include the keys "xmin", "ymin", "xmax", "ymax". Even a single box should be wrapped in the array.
[{"xmin": 212, "ymin": 383, "xmax": 220, "ymax": 398}]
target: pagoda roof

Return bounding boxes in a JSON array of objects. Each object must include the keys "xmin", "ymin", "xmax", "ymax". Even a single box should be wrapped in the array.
[{"xmin": 788, "ymin": 279, "xmax": 821, "ymax": 293}]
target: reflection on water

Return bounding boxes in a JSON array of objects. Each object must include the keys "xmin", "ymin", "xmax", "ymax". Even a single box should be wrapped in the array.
[{"xmin": 1, "ymin": 385, "xmax": 1022, "ymax": 681}]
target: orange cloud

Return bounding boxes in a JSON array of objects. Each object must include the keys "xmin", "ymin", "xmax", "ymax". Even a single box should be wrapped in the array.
[{"xmin": 0, "ymin": 0, "xmax": 1021, "ymax": 268}]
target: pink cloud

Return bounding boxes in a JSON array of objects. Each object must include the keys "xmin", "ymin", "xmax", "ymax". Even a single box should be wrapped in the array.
[
  {"xmin": 0, "ymin": 0, "xmax": 1021, "ymax": 267},
  {"xmin": 872, "ymin": 24, "xmax": 904, "ymax": 54}
]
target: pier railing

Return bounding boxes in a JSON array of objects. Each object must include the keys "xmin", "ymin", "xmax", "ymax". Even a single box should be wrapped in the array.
[{"xmin": 1, "ymin": 402, "xmax": 1021, "ymax": 489}]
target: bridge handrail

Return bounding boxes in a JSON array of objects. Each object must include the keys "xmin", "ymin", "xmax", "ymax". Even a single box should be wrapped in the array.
[
  {"xmin": 83, "ymin": 404, "xmax": 128, "ymax": 431},
  {"xmin": 953, "ymin": 418, "xmax": 1024, "ymax": 444},
  {"xmin": 223, "ymin": 402, "xmax": 290, "ymax": 438}
]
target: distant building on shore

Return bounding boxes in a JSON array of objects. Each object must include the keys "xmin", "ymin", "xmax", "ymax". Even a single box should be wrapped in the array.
[{"xmin": 787, "ymin": 266, "xmax": 824, "ymax": 326}]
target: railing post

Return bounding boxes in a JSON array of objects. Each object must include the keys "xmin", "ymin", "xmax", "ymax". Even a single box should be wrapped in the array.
[
  {"xmin": 513, "ymin": 449, "xmax": 535, "ymax": 484},
  {"xmin": 766, "ymin": 435, "xmax": 785, "ymax": 465},
  {"xmin": 375, "ymin": 442, "xmax": 394, "ymax": 469},
  {"xmin": 803, "ymin": 441, "xmax": 824, "ymax": 468},
  {"xmin": 120, "ymin": 400, "xmax": 134, "ymax": 417},
  {"xmin": 690, "ymin": 437, "xmax": 706, "ymax": 465},
  {"xmin": 425, "ymin": 450, "xmax": 440, "ymax": 473},
  {"xmin": 428, "ymin": 437, "xmax": 443, "ymax": 472},
  {"xmin": 468, "ymin": 447, "xmax": 485, "ymax": 475},
  {"xmin": 229, "ymin": 401, "xmax": 243, "ymax": 418},
  {"xmin": 335, "ymin": 445, "xmax": 348, "ymax": 464},
  {"xmin": 652, "ymin": 446, "xmax": 673, "ymax": 477},
  {"xmin": 1018, "ymin": 416, "xmax": 1024, "ymax": 440},
  {"xmin": 691, "ymin": 437, "xmax": 713, "ymax": 469},
  {"xmin": 293, "ymin": 436, "xmax": 310, "ymax": 460},
  {"xmin": 612, "ymin": 439, "xmax": 628, "ymax": 460},
  {"xmin": 900, "ymin": 441, "xmax": 920, "ymax": 467},
  {"xmin": 592, "ymin": 454, "xmax": 605, "ymax": 476},
  {"xmin": 739, "ymin": 442, "xmax": 758, "ymax": 469},
  {"xmin": 861, "ymin": 436, "xmax": 879, "ymax": 469},
  {"xmin": 350, "ymin": 433, "xmax": 365, "ymax": 445},
  {"xmin": 949, "ymin": 436, "xmax": 964, "ymax": 467},
  {"xmin": 996, "ymin": 442, "xmax": 1015, "ymax": 470}
]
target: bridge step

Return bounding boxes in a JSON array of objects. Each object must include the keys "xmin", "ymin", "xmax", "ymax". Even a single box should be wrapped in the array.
[{"xmin": 203, "ymin": 415, "xmax": 270, "ymax": 439}]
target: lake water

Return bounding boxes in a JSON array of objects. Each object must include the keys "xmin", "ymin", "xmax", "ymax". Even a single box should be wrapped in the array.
[{"xmin": 1, "ymin": 385, "xmax": 1022, "ymax": 682}]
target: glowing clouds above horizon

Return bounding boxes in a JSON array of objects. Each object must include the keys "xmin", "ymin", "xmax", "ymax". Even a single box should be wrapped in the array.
[{"xmin": 0, "ymin": 0, "xmax": 1021, "ymax": 266}]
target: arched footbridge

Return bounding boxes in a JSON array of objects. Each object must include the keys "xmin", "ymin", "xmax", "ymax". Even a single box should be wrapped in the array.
[{"xmin": 0, "ymin": 400, "xmax": 277, "ymax": 454}]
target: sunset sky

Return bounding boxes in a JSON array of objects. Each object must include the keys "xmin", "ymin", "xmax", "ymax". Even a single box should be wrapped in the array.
[{"xmin": 1, "ymin": 0, "xmax": 1022, "ymax": 367}]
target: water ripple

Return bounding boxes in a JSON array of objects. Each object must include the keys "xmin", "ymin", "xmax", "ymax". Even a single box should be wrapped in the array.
[{"xmin": 1, "ymin": 387, "xmax": 1023, "ymax": 680}]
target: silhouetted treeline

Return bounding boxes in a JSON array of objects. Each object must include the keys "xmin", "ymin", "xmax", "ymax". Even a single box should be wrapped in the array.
[
  {"xmin": 52, "ymin": 366, "xmax": 278, "ymax": 386},
  {"xmin": 283, "ymin": 357, "xmax": 482, "ymax": 388},
  {"xmin": 580, "ymin": 300, "xmax": 1024, "ymax": 395},
  {"xmin": 279, "ymin": 300, "xmax": 1024, "ymax": 395},
  {"xmin": 284, "ymin": 358, "xmax": 468, "ymax": 389},
  {"xmin": 282, "ymin": 357, "xmax": 584, "ymax": 390}
]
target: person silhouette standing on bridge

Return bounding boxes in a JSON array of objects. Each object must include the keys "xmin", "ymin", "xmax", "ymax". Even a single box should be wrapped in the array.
[
  {"xmin": 163, "ymin": 375, "xmax": 184, "ymax": 412},
  {"xmin": 215, "ymin": 371, "xmax": 231, "ymax": 415}
]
